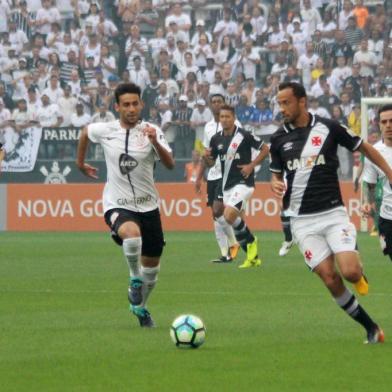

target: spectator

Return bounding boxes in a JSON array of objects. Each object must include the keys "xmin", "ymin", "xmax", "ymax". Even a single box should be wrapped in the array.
[
  {"xmin": 135, "ymin": 0, "xmax": 158, "ymax": 40},
  {"xmin": 330, "ymin": 56, "xmax": 352, "ymax": 95},
  {"xmin": 158, "ymin": 65, "xmax": 179, "ymax": 98},
  {"xmin": 26, "ymin": 86, "xmax": 41, "ymax": 114},
  {"xmin": 235, "ymin": 94, "xmax": 253, "ymax": 124},
  {"xmin": 191, "ymin": 20, "xmax": 212, "ymax": 49},
  {"xmin": 8, "ymin": 18, "xmax": 28, "ymax": 54},
  {"xmin": 190, "ymin": 99, "xmax": 212, "ymax": 153},
  {"xmin": 165, "ymin": 3, "xmax": 192, "ymax": 43},
  {"xmin": 225, "ymin": 81, "xmax": 240, "ymax": 107},
  {"xmin": 70, "ymin": 102, "xmax": 91, "ymax": 128},
  {"xmin": 171, "ymin": 94, "xmax": 194, "ymax": 158},
  {"xmin": 125, "ymin": 24, "xmax": 147, "ymax": 71},
  {"xmin": 148, "ymin": 28, "xmax": 167, "ymax": 65},
  {"xmin": 184, "ymin": 150, "xmax": 201, "ymax": 183},
  {"xmin": 11, "ymin": 98, "xmax": 33, "ymax": 132},
  {"xmin": 193, "ymin": 34, "xmax": 212, "ymax": 70},
  {"xmin": 289, "ymin": 17, "xmax": 307, "ymax": 56},
  {"xmin": 301, "ymin": 0, "xmax": 322, "ymax": 34},
  {"xmin": 42, "ymin": 75, "xmax": 64, "ymax": 103},
  {"xmin": 129, "ymin": 56, "xmax": 150, "ymax": 91},
  {"xmin": 347, "ymin": 103, "xmax": 361, "ymax": 135},
  {"xmin": 344, "ymin": 16, "xmax": 363, "ymax": 51},
  {"xmin": 36, "ymin": 93, "xmax": 63, "ymax": 128},
  {"xmin": 141, "ymin": 71, "xmax": 159, "ymax": 119},
  {"xmin": 339, "ymin": 0, "xmax": 354, "ymax": 31},
  {"xmin": 297, "ymin": 41, "xmax": 319, "ymax": 91},
  {"xmin": 353, "ymin": 0, "xmax": 369, "ymax": 30},
  {"xmin": 353, "ymin": 39, "xmax": 377, "ymax": 77},
  {"xmin": 308, "ymin": 96, "xmax": 331, "ymax": 118},
  {"xmin": 178, "ymin": 52, "xmax": 201, "ymax": 84},
  {"xmin": 91, "ymin": 103, "xmax": 116, "ymax": 123},
  {"xmin": 34, "ymin": 0, "xmax": 61, "ymax": 38},
  {"xmin": 58, "ymin": 84, "xmax": 77, "ymax": 126},
  {"xmin": 236, "ymin": 39, "xmax": 260, "ymax": 81},
  {"xmin": 213, "ymin": 8, "xmax": 238, "ymax": 46}
]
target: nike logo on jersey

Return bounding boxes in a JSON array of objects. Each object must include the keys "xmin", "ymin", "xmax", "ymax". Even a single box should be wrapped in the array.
[
  {"xmin": 287, "ymin": 154, "xmax": 326, "ymax": 171},
  {"xmin": 119, "ymin": 153, "xmax": 139, "ymax": 174}
]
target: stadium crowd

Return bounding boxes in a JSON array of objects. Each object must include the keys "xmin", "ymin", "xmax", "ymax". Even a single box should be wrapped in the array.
[{"xmin": 0, "ymin": 0, "xmax": 391, "ymax": 171}]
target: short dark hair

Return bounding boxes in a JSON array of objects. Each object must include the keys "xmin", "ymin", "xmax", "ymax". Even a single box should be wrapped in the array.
[
  {"xmin": 278, "ymin": 82, "xmax": 307, "ymax": 99},
  {"xmin": 220, "ymin": 104, "xmax": 235, "ymax": 115},
  {"xmin": 209, "ymin": 93, "xmax": 225, "ymax": 102},
  {"xmin": 114, "ymin": 82, "xmax": 141, "ymax": 104},
  {"xmin": 379, "ymin": 104, "xmax": 392, "ymax": 116}
]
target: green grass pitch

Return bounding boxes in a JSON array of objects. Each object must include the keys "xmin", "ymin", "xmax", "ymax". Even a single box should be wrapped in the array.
[{"xmin": 1, "ymin": 231, "xmax": 392, "ymax": 391}]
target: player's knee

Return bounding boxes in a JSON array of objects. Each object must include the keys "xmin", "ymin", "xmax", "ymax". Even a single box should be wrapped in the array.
[
  {"xmin": 340, "ymin": 265, "xmax": 362, "ymax": 283},
  {"xmin": 321, "ymin": 270, "xmax": 341, "ymax": 290}
]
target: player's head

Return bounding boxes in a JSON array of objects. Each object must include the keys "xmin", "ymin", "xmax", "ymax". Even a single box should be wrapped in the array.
[
  {"xmin": 209, "ymin": 94, "xmax": 225, "ymax": 116},
  {"xmin": 219, "ymin": 104, "xmax": 235, "ymax": 131},
  {"xmin": 114, "ymin": 83, "xmax": 143, "ymax": 127},
  {"xmin": 378, "ymin": 104, "xmax": 392, "ymax": 141},
  {"xmin": 277, "ymin": 82, "xmax": 307, "ymax": 124}
]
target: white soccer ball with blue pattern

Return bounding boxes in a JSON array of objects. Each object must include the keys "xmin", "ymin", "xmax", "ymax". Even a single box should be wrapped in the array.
[{"xmin": 170, "ymin": 314, "xmax": 206, "ymax": 348}]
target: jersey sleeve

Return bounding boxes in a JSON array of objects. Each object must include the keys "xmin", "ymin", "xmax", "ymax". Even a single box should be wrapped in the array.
[
  {"xmin": 209, "ymin": 135, "xmax": 218, "ymax": 159},
  {"xmin": 152, "ymin": 125, "xmax": 172, "ymax": 160},
  {"xmin": 269, "ymin": 134, "xmax": 283, "ymax": 173},
  {"xmin": 362, "ymin": 157, "xmax": 379, "ymax": 185},
  {"xmin": 244, "ymin": 130, "xmax": 264, "ymax": 150},
  {"xmin": 330, "ymin": 120, "xmax": 363, "ymax": 151}
]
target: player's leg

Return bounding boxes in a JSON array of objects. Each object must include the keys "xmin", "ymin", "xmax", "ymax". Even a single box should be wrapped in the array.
[
  {"xmin": 131, "ymin": 208, "xmax": 165, "ymax": 327},
  {"xmin": 314, "ymin": 256, "xmax": 384, "ymax": 344},
  {"xmin": 223, "ymin": 185, "xmax": 260, "ymax": 268},
  {"xmin": 279, "ymin": 213, "xmax": 293, "ymax": 256},
  {"xmin": 104, "ymin": 209, "xmax": 143, "ymax": 306},
  {"xmin": 326, "ymin": 214, "xmax": 368, "ymax": 295}
]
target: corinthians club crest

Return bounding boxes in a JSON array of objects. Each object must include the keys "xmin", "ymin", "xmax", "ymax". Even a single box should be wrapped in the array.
[
  {"xmin": 40, "ymin": 161, "xmax": 71, "ymax": 183},
  {"xmin": 119, "ymin": 153, "xmax": 138, "ymax": 175}
]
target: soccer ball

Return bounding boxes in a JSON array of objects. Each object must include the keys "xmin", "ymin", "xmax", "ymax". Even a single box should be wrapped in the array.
[{"xmin": 170, "ymin": 314, "xmax": 206, "ymax": 348}]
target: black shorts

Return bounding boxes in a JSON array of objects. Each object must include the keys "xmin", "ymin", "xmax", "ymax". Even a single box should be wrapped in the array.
[
  {"xmin": 104, "ymin": 208, "xmax": 165, "ymax": 257},
  {"xmin": 378, "ymin": 216, "xmax": 392, "ymax": 256},
  {"xmin": 206, "ymin": 179, "xmax": 223, "ymax": 206}
]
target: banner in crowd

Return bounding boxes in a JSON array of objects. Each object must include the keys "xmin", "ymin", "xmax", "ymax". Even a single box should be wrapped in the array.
[
  {"xmin": 4, "ymin": 183, "xmax": 363, "ymax": 232},
  {"xmin": 1, "ymin": 126, "xmax": 42, "ymax": 172}
]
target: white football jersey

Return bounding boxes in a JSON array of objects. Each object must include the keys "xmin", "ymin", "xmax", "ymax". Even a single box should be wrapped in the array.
[
  {"xmin": 88, "ymin": 120, "xmax": 171, "ymax": 213},
  {"xmin": 362, "ymin": 140, "xmax": 392, "ymax": 220},
  {"xmin": 203, "ymin": 119, "xmax": 241, "ymax": 181}
]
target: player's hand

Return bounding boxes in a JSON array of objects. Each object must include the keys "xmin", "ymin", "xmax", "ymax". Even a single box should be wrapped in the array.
[
  {"xmin": 361, "ymin": 203, "xmax": 374, "ymax": 218},
  {"xmin": 271, "ymin": 178, "xmax": 286, "ymax": 198},
  {"xmin": 78, "ymin": 163, "xmax": 98, "ymax": 179},
  {"xmin": 354, "ymin": 177, "xmax": 360, "ymax": 193},
  {"xmin": 143, "ymin": 125, "xmax": 157, "ymax": 144},
  {"xmin": 237, "ymin": 164, "xmax": 253, "ymax": 179}
]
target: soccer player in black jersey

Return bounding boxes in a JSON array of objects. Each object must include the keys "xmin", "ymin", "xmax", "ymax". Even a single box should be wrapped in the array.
[
  {"xmin": 270, "ymin": 82, "xmax": 392, "ymax": 343},
  {"xmin": 204, "ymin": 105, "xmax": 269, "ymax": 268}
]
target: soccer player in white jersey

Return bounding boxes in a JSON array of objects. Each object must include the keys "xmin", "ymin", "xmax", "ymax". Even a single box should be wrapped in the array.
[
  {"xmin": 270, "ymin": 82, "xmax": 392, "ymax": 343},
  {"xmin": 195, "ymin": 94, "xmax": 240, "ymax": 263},
  {"xmin": 76, "ymin": 83, "xmax": 174, "ymax": 328},
  {"xmin": 362, "ymin": 105, "xmax": 392, "ymax": 261},
  {"xmin": 205, "ymin": 105, "xmax": 270, "ymax": 268}
]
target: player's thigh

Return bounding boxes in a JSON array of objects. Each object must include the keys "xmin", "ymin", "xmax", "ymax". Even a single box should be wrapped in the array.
[
  {"xmin": 291, "ymin": 218, "xmax": 332, "ymax": 270},
  {"xmin": 378, "ymin": 217, "xmax": 392, "ymax": 258},
  {"xmin": 139, "ymin": 208, "xmax": 165, "ymax": 258},
  {"xmin": 223, "ymin": 184, "xmax": 254, "ymax": 213},
  {"xmin": 104, "ymin": 208, "xmax": 141, "ymax": 245}
]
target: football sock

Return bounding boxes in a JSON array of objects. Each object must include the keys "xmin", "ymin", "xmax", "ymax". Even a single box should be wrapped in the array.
[
  {"xmin": 335, "ymin": 288, "xmax": 377, "ymax": 332},
  {"xmin": 140, "ymin": 265, "xmax": 160, "ymax": 307},
  {"xmin": 216, "ymin": 215, "xmax": 237, "ymax": 247},
  {"xmin": 232, "ymin": 217, "xmax": 255, "ymax": 252},
  {"xmin": 122, "ymin": 237, "xmax": 142, "ymax": 278},
  {"xmin": 281, "ymin": 215, "xmax": 292, "ymax": 242},
  {"xmin": 214, "ymin": 219, "xmax": 229, "ymax": 256}
]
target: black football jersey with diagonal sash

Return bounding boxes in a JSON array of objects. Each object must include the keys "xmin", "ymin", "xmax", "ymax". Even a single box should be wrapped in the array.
[
  {"xmin": 269, "ymin": 113, "xmax": 362, "ymax": 216},
  {"xmin": 210, "ymin": 126, "xmax": 264, "ymax": 191}
]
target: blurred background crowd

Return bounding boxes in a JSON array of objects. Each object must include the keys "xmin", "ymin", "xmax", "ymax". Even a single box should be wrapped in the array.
[{"xmin": 0, "ymin": 0, "xmax": 391, "ymax": 179}]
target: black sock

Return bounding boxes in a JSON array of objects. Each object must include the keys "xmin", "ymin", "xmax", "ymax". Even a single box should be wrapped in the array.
[
  {"xmin": 336, "ymin": 289, "xmax": 376, "ymax": 332},
  {"xmin": 232, "ymin": 217, "xmax": 255, "ymax": 252},
  {"xmin": 281, "ymin": 215, "xmax": 292, "ymax": 242}
]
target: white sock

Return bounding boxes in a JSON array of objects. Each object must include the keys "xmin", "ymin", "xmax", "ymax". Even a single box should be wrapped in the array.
[
  {"xmin": 141, "ymin": 265, "xmax": 160, "ymax": 307},
  {"xmin": 214, "ymin": 220, "xmax": 228, "ymax": 256},
  {"xmin": 216, "ymin": 215, "xmax": 237, "ymax": 247},
  {"xmin": 122, "ymin": 237, "xmax": 142, "ymax": 279}
]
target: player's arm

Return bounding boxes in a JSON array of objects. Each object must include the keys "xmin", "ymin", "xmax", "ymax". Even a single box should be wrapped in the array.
[
  {"xmin": 269, "ymin": 135, "xmax": 285, "ymax": 198},
  {"xmin": 271, "ymin": 172, "xmax": 286, "ymax": 199},
  {"xmin": 195, "ymin": 158, "xmax": 206, "ymax": 194},
  {"xmin": 238, "ymin": 142, "xmax": 269, "ymax": 179},
  {"xmin": 361, "ymin": 181, "xmax": 376, "ymax": 218},
  {"xmin": 144, "ymin": 125, "xmax": 175, "ymax": 170},
  {"xmin": 76, "ymin": 126, "xmax": 99, "ymax": 179},
  {"xmin": 358, "ymin": 142, "xmax": 392, "ymax": 184}
]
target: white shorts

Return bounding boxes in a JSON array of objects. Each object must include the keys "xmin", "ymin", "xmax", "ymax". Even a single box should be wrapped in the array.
[
  {"xmin": 291, "ymin": 208, "xmax": 357, "ymax": 270},
  {"xmin": 223, "ymin": 184, "xmax": 254, "ymax": 212}
]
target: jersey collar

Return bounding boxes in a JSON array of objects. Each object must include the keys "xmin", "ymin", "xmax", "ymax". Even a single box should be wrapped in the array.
[{"xmin": 283, "ymin": 112, "xmax": 316, "ymax": 133}]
